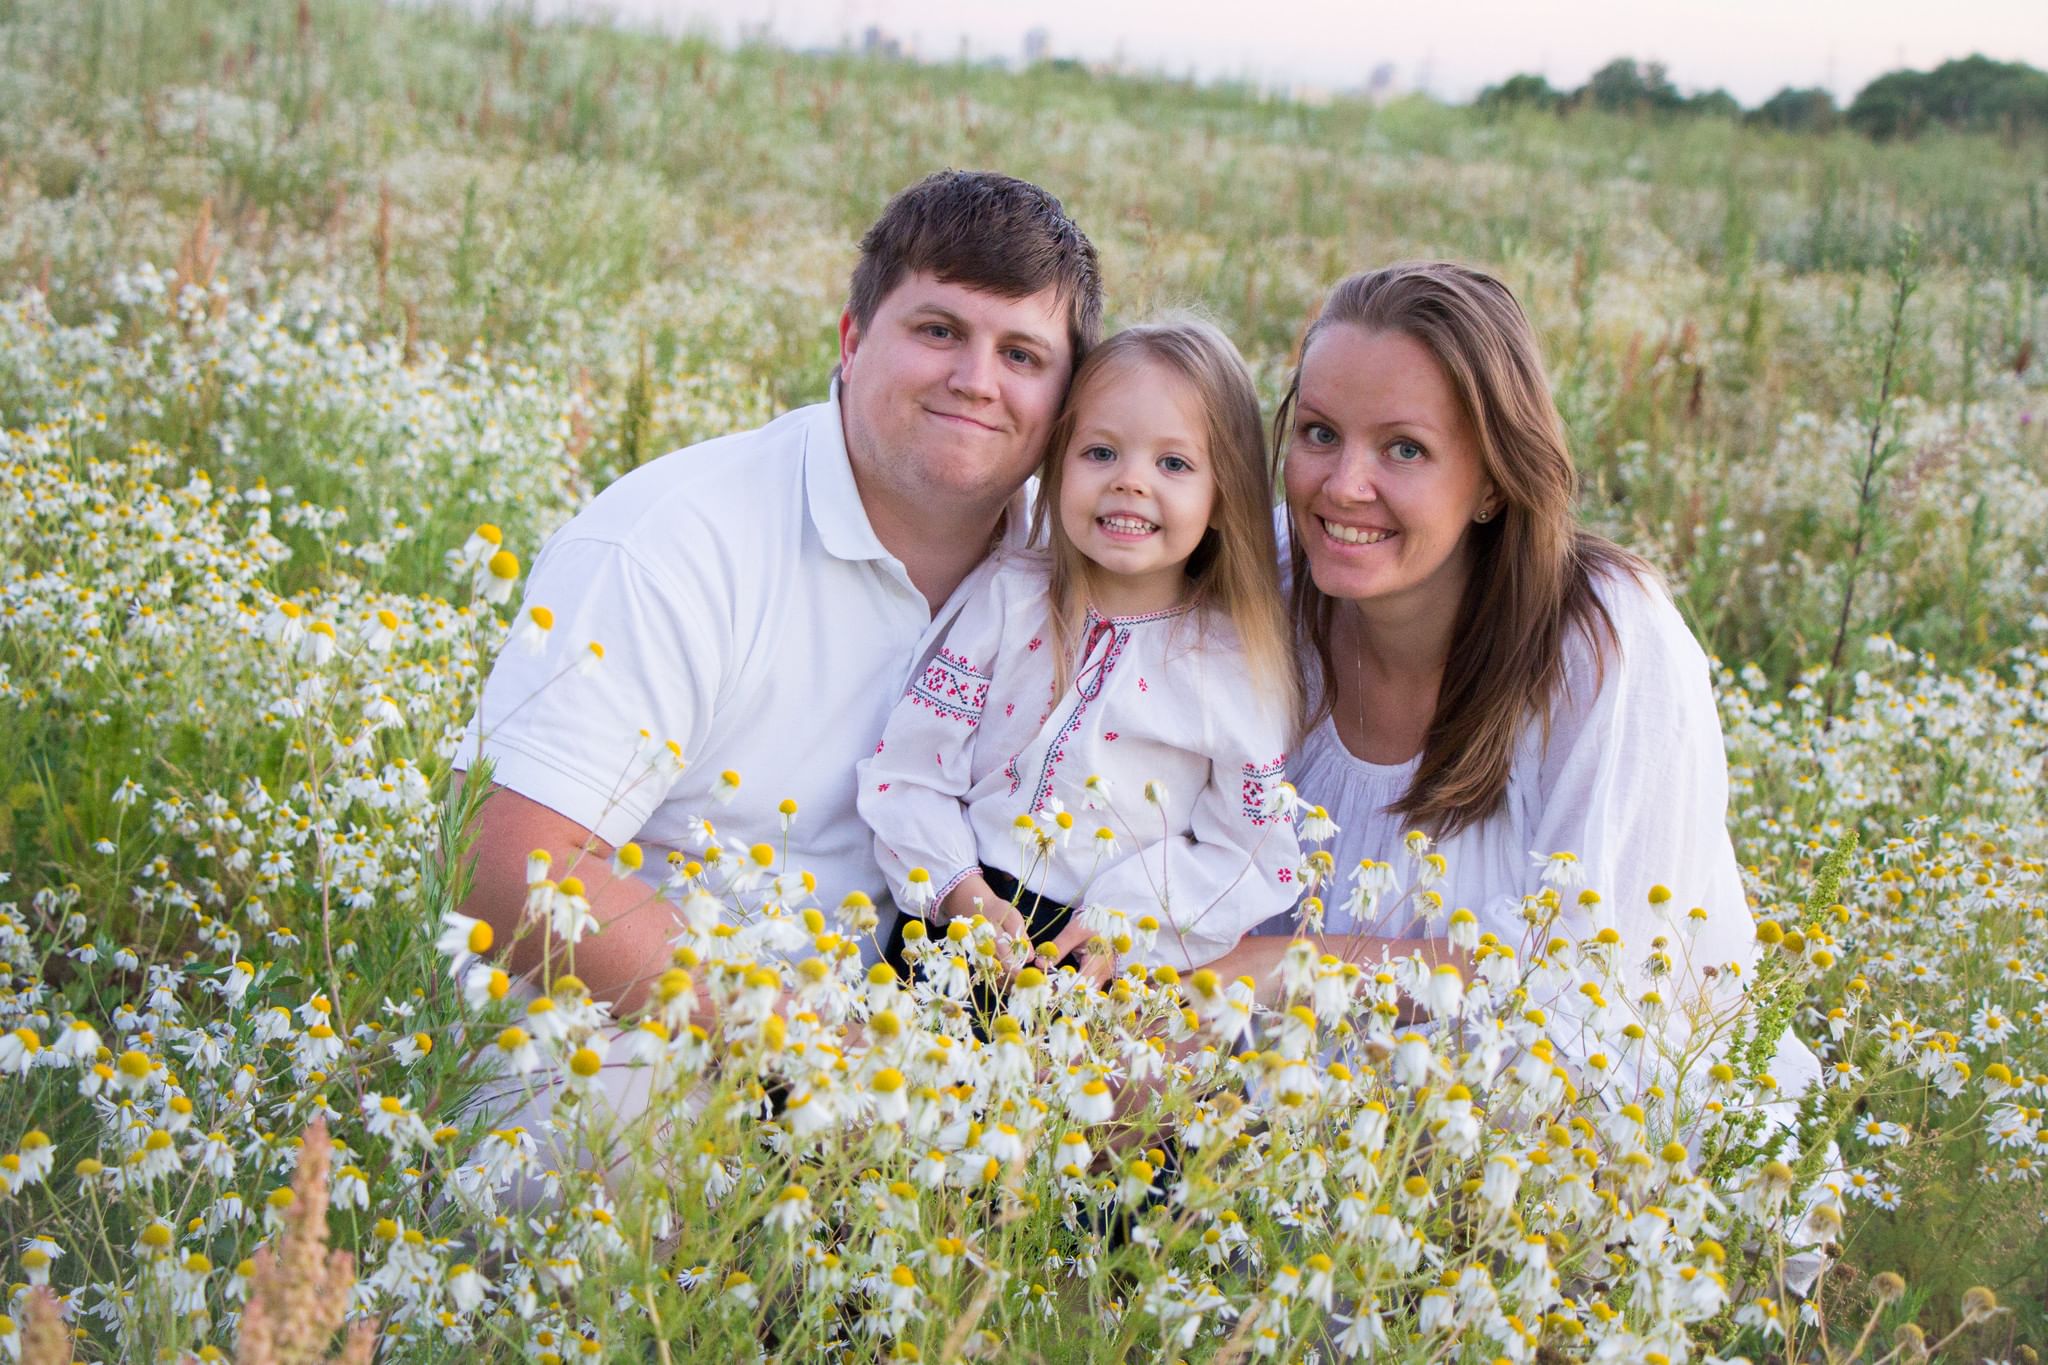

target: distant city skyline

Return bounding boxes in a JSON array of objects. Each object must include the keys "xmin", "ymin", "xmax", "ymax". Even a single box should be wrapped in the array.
[{"xmin": 513, "ymin": 0, "xmax": 2048, "ymax": 105}]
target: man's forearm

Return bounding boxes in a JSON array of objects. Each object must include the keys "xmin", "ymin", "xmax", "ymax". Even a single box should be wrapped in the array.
[{"xmin": 456, "ymin": 783, "xmax": 680, "ymax": 1017}]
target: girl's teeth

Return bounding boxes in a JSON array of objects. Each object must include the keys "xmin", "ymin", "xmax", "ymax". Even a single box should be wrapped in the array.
[
  {"xmin": 1322, "ymin": 519, "xmax": 1393, "ymax": 545},
  {"xmin": 1101, "ymin": 516, "xmax": 1155, "ymax": 533}
]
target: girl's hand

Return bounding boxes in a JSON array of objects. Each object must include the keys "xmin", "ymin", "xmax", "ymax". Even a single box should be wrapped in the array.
[
  {"xmin": 937, "ymin": 873, "xmax": 1031, "ymax": 974},
  {"xmin": 1037, "ymin": 917, "xmax": 1117, "ymax": 989}
]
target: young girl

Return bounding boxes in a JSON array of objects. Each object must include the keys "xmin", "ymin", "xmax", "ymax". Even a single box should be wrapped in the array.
[{"xmin": 858, "ymin": 319, "xmax": 1301, "ymax": 982}]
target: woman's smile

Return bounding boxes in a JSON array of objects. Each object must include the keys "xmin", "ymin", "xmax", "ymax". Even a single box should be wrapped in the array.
[{"xmin": 1317, "ymin": 518, "xmax": 1397, "ymax": 546}]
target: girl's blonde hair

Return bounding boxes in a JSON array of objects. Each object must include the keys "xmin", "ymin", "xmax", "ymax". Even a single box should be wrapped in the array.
[
  {"xmin": 1030, "ymin": 319, "xmax": 1297, "ymax": 716},
  {"xmin": 1277, "ymin": 263, "xmax": 1650, "ymax": 838}
]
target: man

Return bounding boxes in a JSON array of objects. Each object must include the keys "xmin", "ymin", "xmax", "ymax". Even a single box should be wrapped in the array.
[{"xmin": 454, "ymin": 171, "xmax": 1102, "ymax": 1016}]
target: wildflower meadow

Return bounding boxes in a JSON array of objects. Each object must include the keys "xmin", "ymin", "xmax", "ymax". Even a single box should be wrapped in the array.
[{"xmin": 1, "ymin": 1, "xmax": 2045, "ymax": 1361}]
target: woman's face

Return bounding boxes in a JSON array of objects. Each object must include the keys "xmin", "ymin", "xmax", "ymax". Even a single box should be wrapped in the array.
[{"xmin": 1282, "ymin": 324, "xmax": 1497, "ymax": 617}]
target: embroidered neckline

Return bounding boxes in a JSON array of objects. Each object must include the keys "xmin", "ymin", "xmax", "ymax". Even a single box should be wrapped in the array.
[{"xmin": 1083, "ymin": 599, "xmax": 1196, "ymax": 628}]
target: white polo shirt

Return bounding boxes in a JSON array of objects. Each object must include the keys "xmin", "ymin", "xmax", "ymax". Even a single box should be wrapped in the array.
[{"xmin": 454, "ymin": 387, "xmax": 1026, "ymax": 942}]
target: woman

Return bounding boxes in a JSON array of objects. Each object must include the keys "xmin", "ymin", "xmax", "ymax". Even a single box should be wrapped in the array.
[{"xmin": 1213, "ymin": 262, "xmax": 1817, "ymax": 1107}]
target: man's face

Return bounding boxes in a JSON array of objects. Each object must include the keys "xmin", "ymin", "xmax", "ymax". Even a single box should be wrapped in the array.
[{"xmin": 838, "ymin": 272, "xmax": 1074, "ymax": 513}]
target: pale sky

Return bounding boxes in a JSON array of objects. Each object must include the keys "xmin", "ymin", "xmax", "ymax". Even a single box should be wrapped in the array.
[{"xmin": 531, "ymin": 0, "xmax": 2048, "ymax": 104}]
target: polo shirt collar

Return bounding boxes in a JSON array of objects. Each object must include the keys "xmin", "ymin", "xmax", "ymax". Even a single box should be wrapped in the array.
[
  {"xmin": 805, "ymin": 380, "xmax": 890, "ymax": 562},
  {"xmin": 805, "ymin": 379, "xmax": 1033, "ymax": 562}
]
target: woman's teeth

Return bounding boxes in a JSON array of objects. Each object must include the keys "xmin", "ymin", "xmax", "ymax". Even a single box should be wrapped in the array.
[
  {"xmin": 1099, "ymin": 515, "xmax": 1157, "ymax": 534},
  {"xmin": 1321, "ymin": 519, "xmax": 1394, "ymax": 545}
]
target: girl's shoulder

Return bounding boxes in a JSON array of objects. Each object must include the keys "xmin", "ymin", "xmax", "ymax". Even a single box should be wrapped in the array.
[
  {"xmin": 958, "ymin": 546, "xmax": 1054, "ymax": 616},
  {"xmin": 987, "ymin": 545, "xmax": 1055, "ymax": 591}
]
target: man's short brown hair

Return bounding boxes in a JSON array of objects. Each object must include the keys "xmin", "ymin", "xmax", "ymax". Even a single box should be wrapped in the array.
[{"xmin": 848, "ymin": 170, "xmax": 1102, "ymax": 360}]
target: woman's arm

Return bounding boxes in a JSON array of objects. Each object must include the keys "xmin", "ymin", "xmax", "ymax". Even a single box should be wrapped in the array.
[{"xmin": 1208, "ymin": 931, "xmax": 1469, "ymax": 1009}]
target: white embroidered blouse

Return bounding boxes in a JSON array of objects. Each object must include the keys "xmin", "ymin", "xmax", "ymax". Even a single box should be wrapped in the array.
[{"xmin": 856, "ymin": 551, "xmax": 1300, "ymax": 970}]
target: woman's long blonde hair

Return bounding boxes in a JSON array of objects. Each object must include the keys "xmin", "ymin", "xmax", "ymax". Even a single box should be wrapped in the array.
[
  {"xmin": 1278, "ymin": 263, "xmax": 1650, "ymax": 839},
  {"xmin": 1030, "ymin": 319, "xmax": 1296, "ymax": 714}
]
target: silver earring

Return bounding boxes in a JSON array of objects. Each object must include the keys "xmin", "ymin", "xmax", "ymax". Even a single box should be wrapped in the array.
[{"xmin": 1475, "ymin": 507, "xmax": 1493, "ymax": 523}]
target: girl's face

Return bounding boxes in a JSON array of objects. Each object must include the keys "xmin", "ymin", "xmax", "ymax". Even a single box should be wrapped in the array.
[
  {"xmin": 1056, "ymin": 358, "xmax": 1219, "ymax": 616},
  {"xmin": 1283, "ymin": 324, "xmax": 1497, "ymax": 618}
]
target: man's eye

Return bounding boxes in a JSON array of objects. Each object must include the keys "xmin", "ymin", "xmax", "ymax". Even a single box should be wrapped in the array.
[
  {"xmin": 1005, "ymin": 348, "xmax": 1037, "ymax": 366},
  {"xmin": 922, "ymin": 324, "xmax": 954, "ymax": 340}
]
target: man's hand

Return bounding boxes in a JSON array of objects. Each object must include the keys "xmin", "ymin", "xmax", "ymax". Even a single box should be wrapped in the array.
[
  {"xmin": 1037, "ymin": 916, "xmax": 1116, "ymax": 989},
  {"xmin": 936, "ymin": 873, "xmax": 1030, "ymax": 974},
  {"xmin": 456, "ymin": 782, "xmax": 679, "ymax": 1017}
]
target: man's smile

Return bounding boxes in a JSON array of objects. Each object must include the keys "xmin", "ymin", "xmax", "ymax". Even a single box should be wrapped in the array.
[{"xmin": 923, "ymin": 405, "xmax": 1003, "ymax": 432}]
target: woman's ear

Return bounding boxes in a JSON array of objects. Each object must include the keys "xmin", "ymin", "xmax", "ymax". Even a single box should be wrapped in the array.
[{"xmin": 1473, "ymin": 479, "xmax": 1501, "ymax": 524}]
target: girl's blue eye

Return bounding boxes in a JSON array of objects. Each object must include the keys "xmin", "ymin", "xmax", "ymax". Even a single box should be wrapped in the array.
[
  {"xmin": 1080, "ymin": 445, "xmax": 1115, "ymax": 463},
  {"xmin": 1159, "ymin": 454, "xmax": 1193, "ymax": 474},
  {"xmin": 1389, "ymin": 439, "xmax": 1426, "ymax": 462}
]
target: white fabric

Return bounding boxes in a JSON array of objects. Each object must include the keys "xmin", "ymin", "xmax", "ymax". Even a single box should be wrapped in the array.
[
  {"xmin": 1277, "ymin": 566, "xmax": 1821, "ymax": 1097},
  {"xmin": 454, "ymin": 389, "xmax": 1029, "ymax": 952},
  {"xmin": 856, "ymin": 550, "xmax": 1300, "ymax": 970}
]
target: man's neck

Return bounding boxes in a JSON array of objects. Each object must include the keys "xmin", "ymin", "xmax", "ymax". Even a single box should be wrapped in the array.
[{"xmin": 857, "ymin": 474, "xmax": 1010, "ymax": 614}]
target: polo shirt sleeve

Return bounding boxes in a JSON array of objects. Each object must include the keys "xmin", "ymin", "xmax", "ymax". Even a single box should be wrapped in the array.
[{"xmin": 453, "ymin": 535, "xmax": 728, "ymax": 847}]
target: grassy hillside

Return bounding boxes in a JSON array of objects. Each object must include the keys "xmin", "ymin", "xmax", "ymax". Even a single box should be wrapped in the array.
[{"xmin": 0, "ymin": 3, "xmax": 2044, "ymax": 1361}]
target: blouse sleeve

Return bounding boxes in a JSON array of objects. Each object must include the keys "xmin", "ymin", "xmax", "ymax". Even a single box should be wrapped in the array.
[
  {"xmin": 1504, "ymin": 572, "xmax": 1759, "ymax": 988},
  {"xmin": 1082, "ymin": 644, "xmax": 1302, "ymax": 972},
  {"xmin": 854, "ymin": 565, "xmax": 1013, "ymax": 914}
]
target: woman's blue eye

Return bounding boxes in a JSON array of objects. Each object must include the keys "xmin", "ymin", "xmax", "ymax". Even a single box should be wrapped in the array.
[
  {"xmin": 1080, "ymin": 445, "xmax": 1115, "ymax": 463},
  {"xmin": 1301, "ymin": 422, "xmax": 1338, "ymax": 446},
  {"xmin": 1389, "ymin": 439, "xmax": 1426, "ymax": 462}
]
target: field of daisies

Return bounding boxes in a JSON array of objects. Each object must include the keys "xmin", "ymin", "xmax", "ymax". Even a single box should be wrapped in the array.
[{"xmin": 1, "ymin": 1, "xmax": 2045, "ymax": 1361}]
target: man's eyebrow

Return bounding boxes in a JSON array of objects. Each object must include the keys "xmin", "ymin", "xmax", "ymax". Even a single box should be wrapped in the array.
[{"xmin": 907, "ymin": 304, "xmax": 1055, "ymax": 354}]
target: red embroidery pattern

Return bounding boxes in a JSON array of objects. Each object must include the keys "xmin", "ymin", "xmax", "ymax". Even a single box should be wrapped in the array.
[
  {"xmin": 1104, "ymin": 731, "xmax": 1120, "ymax": 741},
  {"xmin": 1138, "ymin": 678, "xmax": 1148, "ymax": 692},
  {"xmin": 1024, "ymin": 604, "xmax": 1193, "ymax": 814},
  {"xmin": 1240, "ymin": 754, "xmax": 1288, "ymax": 826},
  {"xmin": 908, "ymin": 647, "xmax": 991, "ymax": 726},
  {"xmin": 877, "ymin": 782, "xmax": 890, "ymax": 792},
  {"xmin": 1027, "ymin": 637, "xmax": 1043, "ymax": 652}
]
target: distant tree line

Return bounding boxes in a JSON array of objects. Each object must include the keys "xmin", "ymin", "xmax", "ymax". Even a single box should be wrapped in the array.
[{"xmin": 1476, "ymin": 55, "xmax": 2048, "ymax": 142}]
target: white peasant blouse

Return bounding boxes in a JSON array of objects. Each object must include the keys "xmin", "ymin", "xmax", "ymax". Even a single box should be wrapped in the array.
[
  {"xmin": 856, "ymin": 551, "xmax": 1300, "ymax": 970},
  {"xmin": 1276, "ymin": 567, "xmax": 1822, "ymax": 1100}
]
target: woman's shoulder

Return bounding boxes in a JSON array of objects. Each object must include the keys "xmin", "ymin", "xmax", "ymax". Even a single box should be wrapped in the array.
[
  {"xmin": 1582, "ymin": 560, "xmax": 1701, "ymax": 667},
  {"xmin": 1554, "ymin": 558, "xmax": 1711, "ymax": 716}
]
